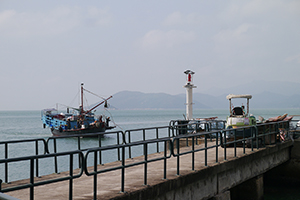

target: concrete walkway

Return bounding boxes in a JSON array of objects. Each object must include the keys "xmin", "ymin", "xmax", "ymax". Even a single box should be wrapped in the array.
[{"xmin": 4, "ymin": 141, "xmax": 259, "ymax": 200}]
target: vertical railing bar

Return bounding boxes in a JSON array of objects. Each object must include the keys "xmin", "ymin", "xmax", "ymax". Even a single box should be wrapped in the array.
[
  {"xmin": 255, "ymin": 126, "xmax": 258, "ymax": 150},
  {"xmin": 234, "ymin": 129, "xmax": 237, "ymax": 157},
  {"xmin": 176, "ymin": 138, "xmax": 180, "ymax": 176},
  {"xmin": 98, "ymin": 136, "xmax": 102, "ymax": 165},
  {"xmin": 156, "ymin": 128, "xmax": 159, "ymax": 153},
  {"xmin": 117, "ymin": 132, "xmax": 121, "ymax": 161},
  {"xmin": 216, "ymin": 132, "xmax": 219, "ymax": 163},
  {"xmin": 35, "ymin": 140, "xmax": 39, "ymax": 178},
  {"xmin": 77, "ymin": 137, "xmax": 81, "ymax": 150},
  {"xmin": 224, "ymin": 131, "xmax": 227, "ymax": 161},
  {"xmin": 144, "ymin": 143, "xmax": 147, "ymax": 186},
  {"xmin": 5, "ymin": 143, "xmax": 8, "ymax": 183},
  {"xmin": 93, "ymin": 151, "xmax": 98, "ymax": 200},
  {"xmin": 128, "ymin": 131, "xmax": 132, "ymax": 159},
  {"xmin": 69, "ymin": 154, "xmax": 73, "ymax": 200},
  {"xmin": 163, "ymin": 140, "xmax": 167, "ymax": 179},
  {"xmin": 263, "ymin": 123, "xmax": 266, "ymax": 147},
  {"xmin": 30, "ymin": 158, "xmax": 34, "ymax": 200},
  {"xmin": 53, "ymin": 139, "xmax": 58, "ymax": 174},
  {"xmin": 121, "ymin": 146, "xmax": 125, "ymax": 193},
  {"xmin": 192, "ymin": 136, "xmax": 195, "ymax": 171},
  {"xmin": 186, "ymin": 135, "xmax": 188, "ymax": 147},
  {"xmin": 243, "ymin": 128, "xmax": 245, "ymax": 154},
  {"xmin": 205, "ymin": 134, "xmax": 207, "ymax": 166},
  {"xmin": 269, "ymin": 124, "xmax": 271, "ymax": 145},
  {"xmin": 251, "ymin": 127, "xmax": 254, "ymax": 151}
]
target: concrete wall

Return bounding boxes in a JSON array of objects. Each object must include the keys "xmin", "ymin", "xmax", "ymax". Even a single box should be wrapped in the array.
[
  {"xmin": 115, "ymin": 141, "xmax": 293, "ymax": 200},
  {"xmin": 265, "ymin": 138, "xmax": 300, "ymax": 179}
]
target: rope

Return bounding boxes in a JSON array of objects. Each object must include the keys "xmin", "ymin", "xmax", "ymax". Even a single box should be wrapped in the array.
[{"xmin": 83, "ymin": 88, "xmax": 106, "ymax": 100}]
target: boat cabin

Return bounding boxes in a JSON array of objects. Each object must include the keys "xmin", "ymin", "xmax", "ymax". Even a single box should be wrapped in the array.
[{"xmin": 227, "ymin": 94, "xmax": 252, "ymax": 117}]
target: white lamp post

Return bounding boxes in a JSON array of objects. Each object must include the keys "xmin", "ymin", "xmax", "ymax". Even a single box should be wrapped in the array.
[{"xmin": 183, "ymin": 70, "xmax": 196, "ymax": 120}]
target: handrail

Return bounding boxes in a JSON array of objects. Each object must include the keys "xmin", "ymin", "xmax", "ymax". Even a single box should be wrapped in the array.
[
  {"xmin": 46, "ymin": 130, "xmax": 124, "ymax": 173},
  {"xmin": 0, "ymin": 138, "xmax": 47, "ymax": 183},
  {"xmin": 84, "ymin": 137, "xmax": 173, "ymax": 198},
  {"xmin": 0, "ymin": 120, "xmax": 292, "ymax": 200},
  {"xmin": 0, "ymin": 150, "xmax": 84, "ymax": 200},
  {"xmin": 124, "ymin": 125, "xmax": 171, "ymax": 158}
]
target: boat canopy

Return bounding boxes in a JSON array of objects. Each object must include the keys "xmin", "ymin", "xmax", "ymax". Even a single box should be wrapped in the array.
[{"xmin": 226, "ymin": 94, "xmax": 252, "ymax": 100}]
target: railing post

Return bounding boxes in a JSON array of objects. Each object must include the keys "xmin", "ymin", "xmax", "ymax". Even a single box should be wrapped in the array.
[
  {"xmin": 30, "ymin": 158, "xmax": 34, "ymax": 200},
  {"xmin": 98, "ymin": 136, "xmax": 102, "ymax": 165},
  {"xmin": 5, "ymin": 143, "xmax": 8, "ymax": 183},
  {"xmin": 143, "ymin": 129, "xmax": 146, "ymax": 141},
  {"xmin": 69, "ymin": 154, "xmax": 73, "ymax": 200},
  {"xmin": 176, "ymin": 138, "xmax": 180, "ymax": 176},
  {"xmin": 156, "ymin": 128, "xmax": 159, "ymax": 153},
  {"xmin": 234, "ymin": 129, "xmax": 237, "ymax": 157},
  {"xmin": 163, "ymin": 140, "xmax": 167, "ymax": 179},
  {"xmin": 216, "ymin": 132, "xmax": 219, "ymax": 163},
  {"xmin": 255, "ymin": 126, "xmax": 258, "ymax": 150},
  {"xmin": 77, "ymin": 137, "xmax": 81, "ymax": 150},
  {"xmin": 128, "ymin": 131, "xmax": 132, "ymax": 159},
  {"xmin": 205, "ymin": 134, "xmax": 207, "ymax": 166},
  {"xmin": 251, "ymin": 126, "xmax": 254, "ymax": 151},
  {"xmin": 117, "ymin": 132, "xmax": 121, "ymax": 161},
  {"xmin": 144, "ymin": 143, "xmax": 148, "ymax": 185},
  {"xmin": 224, "ymin": 131, "xmax": 227, "ymax": 161},
  {"xmin": 53, "ymin": 139, "xmax": 58, "ymax": 174},
  {"xmin": 93, "ymin": 151, "xmax": 98, "ymax": 200},
  {"xmin": 192, "ymin": 136, "xmax": 195, "ymax": 171},
  {"xmin": 121, "ymin": 145, "xmax": 125, "ymax": 193},
  {"xmin": 263, "ymin": 125, "xmax": 266, "ymax": 147},
  {"xmin": 243, "ymin": 128, "xmax": 245, "ymax": 154},
  {"xmin": 35, "ymin": 140, "xmax": 39, "ymax": 178}
]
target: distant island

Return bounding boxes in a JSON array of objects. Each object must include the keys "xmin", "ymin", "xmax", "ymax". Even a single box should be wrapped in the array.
[
  {"xmin": 108, "ymin": 90, "xmax": 300, "ymax": 110},
  {"xmin": 106, "ymin": 80, "xmax": 300, "ymax": 110}
]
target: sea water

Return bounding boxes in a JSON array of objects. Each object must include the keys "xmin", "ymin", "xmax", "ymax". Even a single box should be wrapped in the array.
[{"xmin": 1, "ymin": 109, "xmax": 300, "ymax": 198}]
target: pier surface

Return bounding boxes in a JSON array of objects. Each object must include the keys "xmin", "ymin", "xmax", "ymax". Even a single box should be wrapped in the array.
[{"xmin": 3, "ymin": 141, "xmax": 263, "ymax": 200}]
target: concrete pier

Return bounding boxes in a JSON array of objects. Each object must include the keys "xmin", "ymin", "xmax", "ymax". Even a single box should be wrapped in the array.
[{"xmin": 2, "ymin": 140, "xmax": 293, "ymax": 200}]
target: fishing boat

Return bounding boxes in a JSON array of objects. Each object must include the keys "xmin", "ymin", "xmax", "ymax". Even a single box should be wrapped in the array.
[
  {"xmin": 222, "ymin": 94, "xmax": 293, "ymax": 147},
  {"xmin": 41, "ymin": 83, "xmax": 115, "ymax": 137}
]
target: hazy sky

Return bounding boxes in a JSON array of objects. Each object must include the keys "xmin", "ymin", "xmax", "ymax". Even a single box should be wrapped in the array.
[{"xmin": 1, "ymin": 0, "xmax": 300, "ymax": 110}]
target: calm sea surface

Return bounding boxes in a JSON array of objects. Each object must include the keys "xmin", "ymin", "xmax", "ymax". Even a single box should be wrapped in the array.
[{"xmin": 1, "ymin": 108, "xmax": 300, "ymax": 198}]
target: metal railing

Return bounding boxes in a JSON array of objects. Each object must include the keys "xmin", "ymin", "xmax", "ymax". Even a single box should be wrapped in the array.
[
  {"xmin": 46, "ymin": 130, "xmax": 124, "ymax": 172},
  {"xmin": 0, "ymin": 120, "xmax": 292, "ymax": 200},
  {"xmin": 0, "ymin": 150, "xmax": 84, "ymax": 200},
  {"xmin": 124, "ymin": 125, "xmax": 171, "ymax": 159},
  {"xmin": 84, "ymin": 137, "xmax": 173, "ymax": 198},
  {"xmin": 0, "ymin": 139, "xmax": 47, "ymax": 183}
]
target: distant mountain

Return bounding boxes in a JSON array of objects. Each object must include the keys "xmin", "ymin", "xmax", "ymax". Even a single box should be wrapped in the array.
[
  {"xmin": 201, "ymin": 80, "xmax": 300, "ymax": 97},
  {"xmin": 109, "ymin": 91, "xmax": 210, "ymax": 110},
  {"xmin": 108, "ymin": 81, "xmax": 300, "ymax": 110}
]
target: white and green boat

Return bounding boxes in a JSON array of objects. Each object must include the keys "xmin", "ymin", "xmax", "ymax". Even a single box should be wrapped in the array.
[{"xmin": 223, "ymin": 94, "xmax": 256, "ymax": 146}]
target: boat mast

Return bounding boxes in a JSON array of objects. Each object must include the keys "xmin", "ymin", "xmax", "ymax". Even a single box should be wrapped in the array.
[
  {"xmin": 81, "ymin": 83, "xmax": 84, "ymax": 114},
  {"xmin": 79, "ymin": 82, "xmax": 113, "ymax": 114}
]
